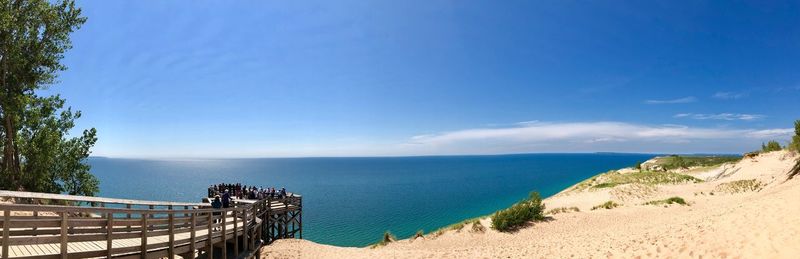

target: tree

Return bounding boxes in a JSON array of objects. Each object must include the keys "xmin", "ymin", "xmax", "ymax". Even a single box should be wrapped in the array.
[
  {"xmin": 788, "ymin": 120, "xmax": 800, "ymax": 152},
  {"xmin": 761, "ymin": 140, "xmax": 782, "ymax": 153},
  {"xmin": 0, "ymin": 0, "xmax": 98, "ymax": 196}
]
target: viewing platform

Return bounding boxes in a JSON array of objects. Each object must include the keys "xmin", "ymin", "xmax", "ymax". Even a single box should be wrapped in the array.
[{"xmin": 0, "ymin": 190, "xmax": 302, "ymax": 259}]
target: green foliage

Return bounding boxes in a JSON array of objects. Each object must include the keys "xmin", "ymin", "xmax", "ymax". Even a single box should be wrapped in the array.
[
  {"xmin": 761, "ymin": 140, "xmax": 783, "ymax": 152},
  {"xmin": 634, "ymin": 161, "xmax": 642, "ymax": 170},
  {"xmin": 0, "ymin": 0, "xmax": 98, "ymax": 196},
  {"xmin": 591, "ymin": 201, "xmax": 620, "ymax": 210},
  {"xmin": 788, "ymin": 120, "xmax": 800, "ymax": 152},
  {"xmin": 713, "ymin": 179, "xmax": 764, "ymax": 194},
  {"xmin": 589, "ymin": 171, "xmax": 702, "ymax": 189},
  {"xmin": 659, "ymin": 155, "xmax": 740, "ymax": 170},
  {"xmin": 491, "ymin": 192, "xmax": 545, "ymax": 232},
  {"xmin": 644, "ymin": 197, "xmax": 688, "ymax": 206},
  {"xmin": 546, "ymin": 206, "xmax": 580, "ymax": 215}
]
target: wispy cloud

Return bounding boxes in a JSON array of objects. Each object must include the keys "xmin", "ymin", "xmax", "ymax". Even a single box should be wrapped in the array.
[
  {"xmin": 644, "ymin": 96, "xmax": 697, "ymax": 104},
  {"xmin": 401, "ymin": 121, "xmax": 792, "ymax": 155},
  {"xmin": 712, "ymin": 92, "xmax": 747, "ymax": 100},
  {"xmin": 673, "ymin": 113, "xmax": 764, "ymax": 121}
]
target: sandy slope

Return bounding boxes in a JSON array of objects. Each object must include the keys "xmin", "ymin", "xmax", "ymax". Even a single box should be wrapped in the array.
[{"xmin": 261, "ymin": 151, "xmax": 800, "ymax": 258}]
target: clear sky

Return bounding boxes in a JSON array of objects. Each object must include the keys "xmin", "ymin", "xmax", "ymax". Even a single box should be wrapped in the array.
[{"xmin": 52, "ymin": 0, "xmax": 800, "ymax": 158}]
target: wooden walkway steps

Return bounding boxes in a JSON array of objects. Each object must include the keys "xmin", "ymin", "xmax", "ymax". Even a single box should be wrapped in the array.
[{"xmin": 0, "ymin": 190, "xmax": 302, "ymax": 259}]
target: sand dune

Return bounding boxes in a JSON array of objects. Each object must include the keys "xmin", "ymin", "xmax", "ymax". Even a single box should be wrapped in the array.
[{"xmin": 261, "ymin": 151, "xmax": 800, "ymax": 258}]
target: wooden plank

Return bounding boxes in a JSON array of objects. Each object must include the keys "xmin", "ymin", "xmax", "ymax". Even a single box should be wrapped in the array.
[
  {"xmin": 0, "ymin": 190, "xmax": 204, "ymax": 207},
  {"xmin": 189, "ymin": 213, "xmax": 196, "ymax": 259},
  {"xmin": 243, "ymin": 209, "xmax": 248, "ymax": 252},
  {"xmin": 107, "ymin": 213, "xmax": 114, "ymax": 258},
  {"xmin": 3, "ymin": 209, "xmax": 9, "ymax": 259},
  {"xmin": 168, "ymin": 211, "xmax": 174, "ymax": 259},
  {"xmin": 59, "ymin": 213, "xmax": 67, "ymax": 259},
  {"xmin": 207, "ymin": 213, "xmax": 213, "ymax": 259},
  {"xmin": 140, "ymin": 214, "xmax": 147, "ymax": 259},
  {"xmin": 233, "ymin": 210, "xmax": 238, "ymax": 258},
  {"xmin": 221, "ymin": 212, "xmax": 227, "ymax": 259}
]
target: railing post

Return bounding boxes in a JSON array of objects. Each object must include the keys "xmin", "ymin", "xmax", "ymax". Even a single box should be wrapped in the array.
[
  {"xmin": 141, "ymin": 213, "xmax": 147, "ymax": 259},
  {"xmin": 184, "ymin": 205, "xmax": 190, "ymax": 228},
  {"xmin": 207, "ymin": 212, "xmax": 213, "ymax": 259},
  {"xmin": 126, "ymin": 204, "xmax": 132, "ymax": 232},
  {"xmin": 221, "ymin": 211, "xmax": 227, "ymax": 259},
  {"xmin": 299, "ymin": 197, "xmax": 303, "ymax": 239},
  {"xmin": 189, "ymin": 212, "xmax": 196, "ymax": 259},
  {"xmin": 233, "ymin": 210, "xmax": 239, "ymax": 258},
  {"xmin": 60, "ymin": 212, "xmax": 68, "ymax": 259},
  {"xmin": 3, "ymin": 209, "xmax": 10, "ymax": 259},
  {"xmin": 32, "ymin": 210, "xmax": 38, "ymax": 236},
  {"xmin": 107, "ymin": 212, "xmax": 114, "ymax": 258},
  {"xmin": 168, "ymin": 210, "xmax": 175, "ymax": 259},
  {"xmin": 243, "ymin": 208, "xmax": 248, "ymax": 252}
]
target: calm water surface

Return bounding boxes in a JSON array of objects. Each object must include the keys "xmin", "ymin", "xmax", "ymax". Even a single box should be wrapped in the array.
[{"xmin": 89, "ymin": 153, "xmax": 654, "ymax": 247}]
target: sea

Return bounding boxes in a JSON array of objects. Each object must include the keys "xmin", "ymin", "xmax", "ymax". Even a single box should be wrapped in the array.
[{"xmin": 88, "ymin": 153, "xmax": 655, "ymax": 247}]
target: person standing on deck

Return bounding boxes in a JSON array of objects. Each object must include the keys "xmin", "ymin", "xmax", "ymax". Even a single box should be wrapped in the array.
[
  {"xmin": 222, "ymin": 189, "xmax": 231, "ymax": 208},
  {"xmin": 211, "ymin": 195, "xmax": 222, "ymax": 230}
]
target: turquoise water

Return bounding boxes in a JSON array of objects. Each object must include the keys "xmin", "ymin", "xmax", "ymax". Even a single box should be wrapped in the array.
[{"xmin": 88, "ymin": 153, "xmax": 654, "ymax": 247}]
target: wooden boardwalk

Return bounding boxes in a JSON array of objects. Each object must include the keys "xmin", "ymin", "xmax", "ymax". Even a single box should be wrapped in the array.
[{"xmin": 0, "ymin": 190, "xmax": 302, "ymax": 259}]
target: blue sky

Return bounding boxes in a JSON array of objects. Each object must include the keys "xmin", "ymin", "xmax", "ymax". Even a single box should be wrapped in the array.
[{"xmin": 50, "ymin": 0, "xmax": 800, "ymax": 158}]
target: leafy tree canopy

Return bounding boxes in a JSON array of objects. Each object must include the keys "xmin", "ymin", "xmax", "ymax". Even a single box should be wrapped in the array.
[{"xmin": 0, "ymin": 0, "xmax": 98, "ymax": 196}]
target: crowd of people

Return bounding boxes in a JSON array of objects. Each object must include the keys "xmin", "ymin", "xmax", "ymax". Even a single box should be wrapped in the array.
[{"xmin": 207, "ymin": 183, "xmax": 289, "ymax": 208}]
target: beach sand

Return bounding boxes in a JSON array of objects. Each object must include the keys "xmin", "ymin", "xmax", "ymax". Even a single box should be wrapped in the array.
[{"xmin": 260, "ymin": 151, "xmax": 800, "ymax": 258}]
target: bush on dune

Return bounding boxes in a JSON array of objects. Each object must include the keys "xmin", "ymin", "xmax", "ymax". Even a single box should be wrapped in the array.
[
  {"xmin": 644, "ymin": 196, "xmax": 688, "ymax": 206},
  {"xmin": 789, "ymin": 120, "xmax": 800, "ymax": 152},
  {"xmin": 491, "ymin": 192, "xmax": 545, "ymax": 232},
  {"xmin": 591, "ymin": 201, "xmax": 620, "ymax": 210},
  {"xmin": 761, "ymin": 140, "xmax": 783, "ymax": 153}
]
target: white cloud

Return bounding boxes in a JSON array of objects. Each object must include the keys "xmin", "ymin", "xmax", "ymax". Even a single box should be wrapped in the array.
[
  {"xmin": 644, "ymin": 96, "xmax": 697, "ymax": 104},
  {"xmin": 673, "ymin": 113, "xmax": 764, "ymax": 121},
  {"xmin": 712, "ymin": 92, "xmax": 747, "ymax": 99},
  {"xmin": 402, "ymin": 121, "xmax": 792, "ymax": 155}
]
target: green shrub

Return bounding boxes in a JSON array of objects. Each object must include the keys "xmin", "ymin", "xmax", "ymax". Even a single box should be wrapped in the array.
[
  {"xmin": 491, "ymin": 192, "xmax": 545, "ymax": 231},
  {"xmin": 789, "ymin": 120, "xmax": 800, "ymax": 152},
  {"xmin": 761, "ymin": 140, "xmax": 783, "ymax": 152},
  {"xmin": 644, "ymin": 196, "xmax": 688, "ymax": 206},
  {"xmin": 591, "ymin": 201, "xmax": 619, "ymax": 210}
]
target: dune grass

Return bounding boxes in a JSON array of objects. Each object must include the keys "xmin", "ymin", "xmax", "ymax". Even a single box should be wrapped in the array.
[
  {"xmin": 370, "ymin": 231, "xmax": 397, "ymax": 248},
  {"xmin": 655, "ymin": 155, "xmax": 741, "ymax": 170},
  {"xmin": 471, "ymin": 220, "xmax": 486, "ymax": 233},
  {"xmin": 591, "ymin": 201, "xmax": 620, "ymax": 210},
  {"xmin": 413, "ymin": 230, "xmax": 424, "ymax": 239},
  {"xmin": 589, "ymin": 171, "xmax": 702, "ymax": 189},
  {"xmin": 714, "ymin": 179, "xmax": 764, "ymax": 194},
  {"xmin": 546, "ymin": 206, "xmax": 580, "ymax": 215},
  {"xmin": 644, "ymin": 196, "xmax": 688, "ymax": 206}
]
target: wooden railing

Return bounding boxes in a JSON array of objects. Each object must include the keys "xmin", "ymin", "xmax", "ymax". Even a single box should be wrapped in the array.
[{"xmin": 0, "ymin": 190, "xmax": 302, "ymax": 259}]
